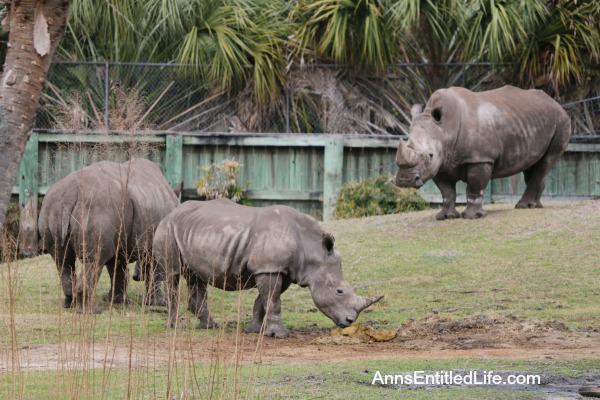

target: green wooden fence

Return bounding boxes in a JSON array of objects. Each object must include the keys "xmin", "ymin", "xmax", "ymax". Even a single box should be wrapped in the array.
[{"xmin": 15, "ymin": 132, "xmax": 600, "ymax": 255}]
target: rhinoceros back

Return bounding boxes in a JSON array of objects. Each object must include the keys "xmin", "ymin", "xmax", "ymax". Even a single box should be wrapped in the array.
[
  {"xmin": 39, "ymin": 161, "xmax": 132, "ymax": 255},
  {"xmin": 155, "ymin": 199, "xmax": 323, "ymax": 289},
  {"xmin": 121, "ymin": 158, "xmax": 180, "ymax": 254},
  {"xmin": 429, "ymin": 86, "xmax": 570, "ymax": 178}
]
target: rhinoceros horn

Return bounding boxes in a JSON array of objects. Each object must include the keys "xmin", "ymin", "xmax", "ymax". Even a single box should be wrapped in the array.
[
  {"xmin": 396, "ymin": 140, "xmax": 419, "ymax": 168},
  {"xmin": 357, "ymin": 294, "xmax": 384, "ymax": 313}
]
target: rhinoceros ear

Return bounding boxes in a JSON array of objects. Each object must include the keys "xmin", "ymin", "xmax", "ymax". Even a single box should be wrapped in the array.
[
  {"xmin": 410, "ymin": 104, "xmax": 424, "ymax": 119},
  {"xmin": 432, "ymin": 106, "xmax": 443, "ymax": 123},
  {"xmin": 322, "ymin": 232, "xmax": 335, "ymax": 255}
]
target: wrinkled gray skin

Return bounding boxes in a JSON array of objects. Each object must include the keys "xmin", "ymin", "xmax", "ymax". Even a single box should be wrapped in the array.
[
  {"xmin": 38, "ymin": 159, "xmax": 180, "ymax": 313},
  {"xmin": 395, "ymin": 86, "xmax": 571, "ymax": 220},
  {"xmin": 154, "ymin": 198, "xmax": 383, "ymax": 338}
]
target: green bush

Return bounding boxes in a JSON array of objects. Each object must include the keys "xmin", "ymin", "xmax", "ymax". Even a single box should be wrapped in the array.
[{"xmin": 335, "ymin": 175, "xmax": 429, "ymax": 219}]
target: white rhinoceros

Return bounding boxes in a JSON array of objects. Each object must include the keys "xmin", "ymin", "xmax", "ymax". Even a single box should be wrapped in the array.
[
  {"xmin": 153, "ymin": 198, "xmax": 383, "ymax": 338},
  {"xmin": 395, "ymin": 85, "xmax": 571, "ymax": 219},
  {"xmin": 38, "ymin": 158, "xmax": 180, "ymax": 312}
]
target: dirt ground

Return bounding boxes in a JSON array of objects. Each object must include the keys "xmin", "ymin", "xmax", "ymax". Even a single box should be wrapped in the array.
[{"xmin": 5, "ymin": 313, "xmax": 600, "ymax": 372}]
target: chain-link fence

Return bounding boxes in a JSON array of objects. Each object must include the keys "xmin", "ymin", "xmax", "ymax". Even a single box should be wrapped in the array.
[
  {"xmin": 561, "ymin": 96, "xmax": 600, "ymax": 141},
  {"xmin": 35, "ymin": 61, "xmax": 599, "ymax": 138}
]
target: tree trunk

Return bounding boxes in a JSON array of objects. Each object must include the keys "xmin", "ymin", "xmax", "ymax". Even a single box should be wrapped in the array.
[{"xmin": 0, "ymin": 0, "xmax": 70, "ymax": 232}]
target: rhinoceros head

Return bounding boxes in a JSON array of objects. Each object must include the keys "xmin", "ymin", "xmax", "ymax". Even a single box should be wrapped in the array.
[
  {"xmin": 308, "ymin": 233, "xmax": 384, "ymax": 328},
  {"xmin": 395, "ymin": 104, "xmax": 445, "ymax": 188}
]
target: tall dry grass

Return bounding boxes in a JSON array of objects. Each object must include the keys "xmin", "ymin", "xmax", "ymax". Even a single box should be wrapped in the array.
[{"xmin": 1, "ymin": 136, "xmax": 277, "ymax": 399}]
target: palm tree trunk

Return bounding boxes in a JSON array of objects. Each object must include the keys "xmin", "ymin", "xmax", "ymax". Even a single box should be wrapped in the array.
[{"xmin": 0, "ymin": 0, "xmax": 70, "ymax": 231}]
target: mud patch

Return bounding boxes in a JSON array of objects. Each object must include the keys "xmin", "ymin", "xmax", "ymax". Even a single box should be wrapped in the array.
[{"xmin": 396, "ymin": 312, "xmax": 584, "ymax": 351}]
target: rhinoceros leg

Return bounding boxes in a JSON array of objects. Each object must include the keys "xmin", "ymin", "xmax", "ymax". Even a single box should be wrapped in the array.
[
  {"xmin": 187, "ymin": 274, "xmax": 219, "ymax": 329},
  {"xmin": 52, "ymin": 245, "xmax": 77, "ymax": 309},
  {"xmin": 166, "ymin": 272, "xmax": 184, "ymax": 329},
  {"xmin": 142, "ymin": 256, "xmax": 167, "ymax": 307},
  {"xmin": 244, "ymin": 296, "xmax": 266, "ymax": 334},
  {"xmin": 516, "ymin": 156, "xmax": 557, "ymax": 209},
  {"xmin": 245, "ymin": 277, "xmax": 291, "ymax": 335},
  {"xmin": 252, "ymin": 273, "xmax": 289, "ymax": 338},
  {"xmin": 461, "ymin": 163, "xmax": 492, "ymax": 219},
  {"xmin": 433, "ymin": 177, "xmax": 460, "ymax": 220},
  {"xmin": 104, "ymin": 256, "xmax": 130, "ymax": 305},
  {"xmin": 132, "ymin": 255, "xmax": 166, "ymax": 306},
  {"xmin": 516, "ymin": 168, "xmax": 544, "ymax": 209},
  {"xmin": 517, "ymin": 119, "xmax": 570, "ymax": 209},
  {"xmin": 75, "ymin": 261, "xmax": 103, "ymax": 314},
  {"xmin": 144, "ymin": 275, "xmax": 166, "ymax": 307}
]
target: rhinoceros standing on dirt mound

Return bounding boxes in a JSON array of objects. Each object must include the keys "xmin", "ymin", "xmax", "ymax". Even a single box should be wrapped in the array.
[
  {"xmin": 153, "ymin": 198, "xmax": 384, "ymax": 338},
  {"xmin": 38, "ymin": 158, "xmax": 180, "ymax": 313},
  {"xmin": 395, "ymin": 86, "xmax": 571, "ymax": 220}
]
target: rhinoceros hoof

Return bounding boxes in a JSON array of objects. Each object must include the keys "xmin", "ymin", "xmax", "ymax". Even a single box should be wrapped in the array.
[
  {"xmin": 146, "ymin": 297, "xmax": 167, "ymax": 307},
  {"xmin": 244, "ymin": 322, "xmax": 263, "ymax": 334},
  {"xmin": 62, "ymin": 296, "xmax": 74, "ymax": 308},
  {"xmin": 461, "ymin": 209, "xmax": 487, "ymax": 219},
  {"xmin": 167, "ymin": 317, "xmax": 187, "ymax": 329},
  {"xmin": 104, "ymin": 292, "xmax": 129, "ymax": 304},
  {"xmin": 436, "ymin": 209, "xmax": 460, "ymax": 220},
  {"xmin": 75, "ymin": 304, "xmax": 102, "ymax": 314},
  {"xmin": 264, "ymin": 324, "xmax": 289, "ymax": 339},
  {"xmin": 516, "ymin": 200, "xmax": 543, "ymax": 209},
  {"xmin": 197, "ymin": 320, "xmax": 219, "ymax": 329}
]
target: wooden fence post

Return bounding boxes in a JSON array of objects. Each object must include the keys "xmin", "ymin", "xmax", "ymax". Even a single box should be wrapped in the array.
[
  {"xmin": 323, "ymin": 137, "xmax": 344, "ymax": 220},
  {"xmin": 19, "ymin": 132, "xmax": 39, "ymax": 257},
  {"xmin": 165, "ymin": 134, "xmax": 183, "ymax": 189}
]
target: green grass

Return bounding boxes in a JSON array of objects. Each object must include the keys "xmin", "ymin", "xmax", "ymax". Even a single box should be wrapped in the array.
[
  {"xmin": 3, "ymin": 358, "xmax": 599, "ymax": 399},
  {"xmin": 324, "ymin": 202, "xmax": 600, "ymax": 329},
  {"xmin": 1, "ymin": 200, "xmax": 599, "ymax": 398}
]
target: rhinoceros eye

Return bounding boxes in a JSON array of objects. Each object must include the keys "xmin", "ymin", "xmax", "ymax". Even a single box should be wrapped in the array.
[{"xmin": 336, "ymin": 288, "xmax": 344, "ymax": 295}]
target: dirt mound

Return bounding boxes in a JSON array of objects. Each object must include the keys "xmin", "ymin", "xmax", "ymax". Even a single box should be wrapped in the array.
[
  {"xmin": 314, "ymin": 323, "xmax": 398, "ymax": 344},
  {"xmin": 396, "ymin": 312, "xmax": 582, "ymax": 350}
]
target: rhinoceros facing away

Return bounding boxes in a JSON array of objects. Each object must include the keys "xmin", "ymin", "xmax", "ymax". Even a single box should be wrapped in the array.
[
  {"xmin": 395, "ymin": 86, "xmax": 571, "ymax": 219},
  {"xmin": 153, "ymin": 199, "xmax": 383, "ymax": 338},
  {"xmin": 38, "ymin": 158, "xmax": 180, "ymax": 312}
]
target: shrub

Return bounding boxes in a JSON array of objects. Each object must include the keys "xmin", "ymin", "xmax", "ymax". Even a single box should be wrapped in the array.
[
  {"xmin": 197, "ymin": 159, "xmax": 249, "ymax": 204},
  {"xmin": 335, "ymin": 175, "xmax": 429, "ymax": 219}
]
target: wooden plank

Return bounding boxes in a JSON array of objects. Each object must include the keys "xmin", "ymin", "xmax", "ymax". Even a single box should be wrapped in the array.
[
  {"xmin": 566, "ymin": 143, "xmax": 600, "ymax": 152},
  {"xmin": 182, "ymin": 135, "xmax": 328, "ymax": 148},
  {"xmin": 343, "ymin": 136, "xmax": 400, "ymax": 149},
  {"xmin": 323, "ymin": 137, "xmax": 344, "ymax": 220},
  {"xmin": 183, "ymin": 188, "xmax": 322, "ymax": 201},
  {"xmin": 38, "ymin": 133, "xmax": 165, "ymax": 144},
  {"xmin": 19, "ymin": 133, "xmax": 39, "ymax": 257},
  {"xmin": 165, "ymin": 134, "xmax": 183, "ymax": 188}
]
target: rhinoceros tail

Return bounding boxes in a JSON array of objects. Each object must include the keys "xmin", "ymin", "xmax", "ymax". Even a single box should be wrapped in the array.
[{"xmin": 60, "ymin": 197, "xmax": 77, "ymax": 248}]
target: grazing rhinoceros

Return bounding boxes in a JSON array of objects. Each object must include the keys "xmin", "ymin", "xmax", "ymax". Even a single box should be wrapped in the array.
[
  {"xmin": 38, "ymin": 158, "xmax": 180, "ymax": 313},
  {"xmin": 395, "ymin": 86, "xmax": 571, "ymax": 220},
  {"xmin": 153, "ymin": 199, "xmax": 384, "ymax": 338}
]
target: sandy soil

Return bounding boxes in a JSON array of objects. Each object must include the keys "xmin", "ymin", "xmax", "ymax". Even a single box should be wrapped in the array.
[{"xmin": 4, "ymin": 313, "xmax": 599, "ymax": 372}]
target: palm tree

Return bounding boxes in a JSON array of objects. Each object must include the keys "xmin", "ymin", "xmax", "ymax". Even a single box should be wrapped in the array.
[
  {"xmin": 173, "ymin": 0, "xmax": 289, "ymax": 104},
  {"xmin": 291, "ymin": 0, "xmax": 398, "ymax": 73},
  {"xmin": 35, "ymin": 0, "xmax": 600, "ymax": 133},
  {"xmin": 516, "ymin": 0, "xmax": 600, "ymax": 96}
]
